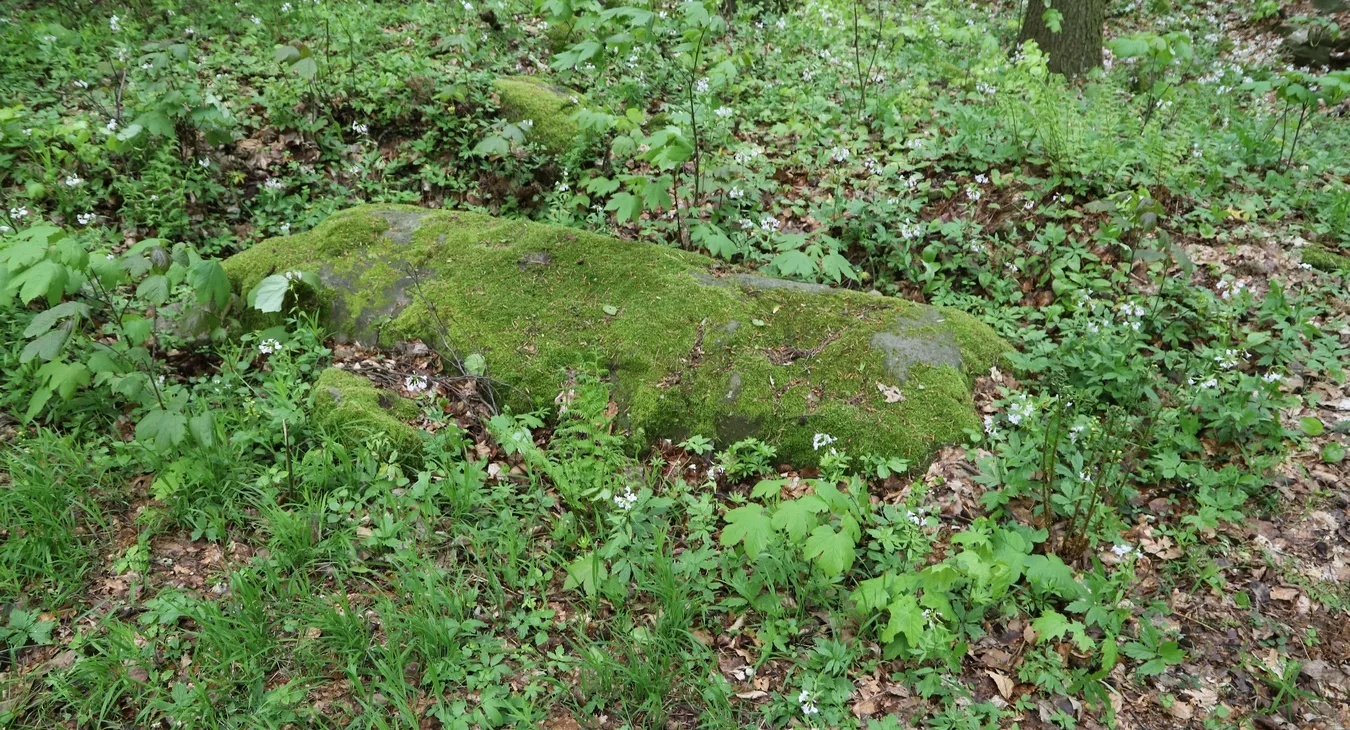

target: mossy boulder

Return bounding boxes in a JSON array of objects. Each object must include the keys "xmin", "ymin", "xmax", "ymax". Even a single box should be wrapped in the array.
[
  {"xmin": 492, "ymin": 76, "xmax": 584, "ymax": 155},
  {"xmin": 1303, "ymin": 246, "xmax": 1350, "ymax": 274},
  {"xmin": 312, "ymin": 367, "xmax": 423, "ymax": 456},
  {"xmin": 225, "ymin": 205, "xmax": 1011, "ymax": 463}
]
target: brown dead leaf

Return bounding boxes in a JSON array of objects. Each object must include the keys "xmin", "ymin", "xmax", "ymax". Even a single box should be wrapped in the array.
[
  {"xmin": 1269, "ymin": 586, "xmax": 1300, "ymax": 601},
  {"xmin": 986, "ymin": 670, "xmax": 1015, "ymax": 699},
  {"xmin": 1166, "ymin": 699, "xmax": 1194, "ymax": 721},
  {"xmin": 876, "ymin": 382, "xmax": 904, "ymax": 403}
]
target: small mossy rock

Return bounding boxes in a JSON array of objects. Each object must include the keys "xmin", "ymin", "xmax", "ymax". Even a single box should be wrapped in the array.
[
  {"xmin": 492, "ymin": 76, "xmax": 584, "ymax": 155},
  {"xmin": 225, "ymin": 205, "xmax": 1012, "ymax": 464},
  {"xmin": 1303, "ymin": 246, "xmax": 1350, "ymax": 275},
  {"xmin": 312, "ymin": 368, "xmax": 423, "ymax": 456}
]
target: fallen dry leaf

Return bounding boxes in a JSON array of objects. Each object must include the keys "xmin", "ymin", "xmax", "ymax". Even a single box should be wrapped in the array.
[
  {"xmin": 986, "ymin": 670, "xmax": 1015, "ymax": 699},
  {"xmin": 876, "ymin": 382, "xmax": 904, "ymax": 403},
  {"xmin": 1269, "ymin": 586, "xmax": 1300, "ymax": 601}
]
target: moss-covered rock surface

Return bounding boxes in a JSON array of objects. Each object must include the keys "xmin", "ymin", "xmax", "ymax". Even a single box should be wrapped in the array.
[
  {"xmin": 226, "ymin": 205, "xmax": 1011, "ymax": 462},
  {"xmin": 312, "ymin": 367, "xmax": 423, "ymax": 456},
  {"xmin": 491, "ymin": 76, "xmax": 583, "ymax": 155},
  {"xmin": 1304, "ymin": 245, "xmax": 1350, "ymax": 275}
]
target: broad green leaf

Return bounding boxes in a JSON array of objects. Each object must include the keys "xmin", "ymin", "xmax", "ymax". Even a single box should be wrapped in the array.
[
  {"xmin": 472, "ymin": 135, "xmax": 510, "ymax": 157},
  {"xmin": 121, "ymin": 315, "xmax": 153, "ymax": 344},
  {"xmin": 23, "ymin": 301, "xmax": 90, "ymax": 338},
  {"xmin": 802, "ymin": 524, "xmax": 855, "ymax": 576},
  {"xmin": 563, "ymin": 551, "xmax": 607, "ymax": 596},
  {"xmin": 1301, "ymin": 417, "xmax": 1325, "ymax": 436},
  {"xmin": 38, "ymin": 361, "xmax": 89, "ymax": 399},
  {"xmin": 850, "ymin": 575, "xmax": 897, "ymax": 612},
  {"xmin": 691, "ymin": 223, "xmax": 738, "ymax": 260},
  {"xmin": 137, "ymin": 274, "xmax": 170, "ymax": 305},
  {"xmin": 1322, "ymin": 441, "xmax": 1346, "ymax": 463},
  {"xmin": 135, "ymin": 111, "xmax": 175, "ymax": 137},
  {"xmin": 719, "ymin": 505, "xmax": 774, "ymax": 557},
  {"xmin": 187, "ymin": 260, "xmax": 231, "ymax": 309},
  {"xmin": 1024, "ymin": 553, "xmax": 1083, "ymax": 599},
  {"xmin": 606, "ymin": 192, "xmax": 641, "ymax": 223},
  {"xmin": 136, "ymin": 409, "xmax": 188, "ymax": 452},
  {"xmin": 464, "ymin": 353, "xmax": 486, "ymax": 376},
  {"xmin": 189, "ymin": 413, "xmax": 215, "ymax": 448},
  {"xmin": 769, "ymin": 250, "xmax": 815, "ymax": 279},
  {"xmin": 639, "ymin": 181, "xmax": 672, "ymax": 212},
  {"xmin": 771, "ymin": 495, "xmax": 826, "ymax": 542},
  {"xmin": 1031, "ymin": 609, "xmax": 1072, "ymax": 644},
  {"xmin": 292, "ymin": 57, "xmax": 318, "ymax": 79},
  {"xmin": 820, "ymin": 251, "xmax": 858, "ymax": 283},
  {"xmin": 12, "ymin": 260, "xmax": 68, "ymax": 305},
  {"xmin": 881, "ymin": 594, "xmax": 924, "ymax": 645},
  {"xmin": 248, "ymin": 274, "xmax": 292, "ymax": 313},
  {"xmin": 20, "ymin": 328, "xmax": 68, "ymax": 363}
]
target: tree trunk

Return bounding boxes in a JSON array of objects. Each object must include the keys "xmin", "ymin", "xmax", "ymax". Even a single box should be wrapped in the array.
[{"xmin": 1018, "ymin": 0, "xmax": 1107, "ymax": 78}]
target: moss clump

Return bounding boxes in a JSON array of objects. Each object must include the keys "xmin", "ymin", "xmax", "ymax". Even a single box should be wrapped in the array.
[
  {"xmin": 311, "ymin": 368, "xmax": 423, "ymax": 456},
  {"xmin": 492, "ymin": 76, "xmax": 584, "ymax": 155},
  {"xmin": 1303, "ymin": 246, "xmax": 1350, "ymax": 274},
  {"xmin": 226, "ymin": 205, "xmax": 1012, "ymax": 464}
]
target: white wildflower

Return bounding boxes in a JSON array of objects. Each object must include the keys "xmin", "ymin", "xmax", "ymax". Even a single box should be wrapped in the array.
[
  {"xmin": 404, "ymin": 374, "xmax": 430, "ymax": 393},
  {"xmin": 812, "ymin": 433, "xmax": 836, "ymax": 451},
  {"xmin": 758, "ymin": 215, "xmax": 781, "ymax": 233},
  {"xmin": 279, "ymin": 222, "xmax": 291, "ymax": 235},
  {"xmin": 1111, "ymin": 544, "xmax": 1133, "ymax": 557},
  {"xmin": 78, "ymin": 213, "xmax": 97, "ymax": 226},
  {"xmin": 728, "ymin": 186, "xmax": 744, "ymax": 199},
  {"xmin": 695, "ymin": 78, "xmax": 709, "ymax": 94},
  {"xmin": 110, "ymin": 14, "xmax": 121, "ymax": 31},
  {"xmin": 264, "ymin": 178, "xmax": 284, "ymax": 191},
  {"xmin": 830, "ymin": 146, "xmax": 850, "ymax": 162},
  {"xmin": 258, "ymin": 338, "xmax": 282, "ymax": 355},
  {"xmin": 613, "ymin": 486, "xmax": 638, "ymax": 510},
  {"xmin": 250, "ymin": 15, "xmax": 262, "ymax": 24},
  {"xmin": 73, "ymin": 80, "xmax": 89, "ymax": 89},
  {"xmin": 1006, "ymin": 396, "xmax": 1034, "ymax": 426},
  {"xmin": 714, "ymin": 106, "xmax": 732, "ymax": 118},
  {"xmin": 351, "ymin": 121, "xmax": 369, "ymax": 134},
  {"xmin": 198, "ymin": 157, "xmax": 210, "ymax": 168},
  {"xmin": 64, "ymin": 175, "xmax": 82, "ymax": 187}
]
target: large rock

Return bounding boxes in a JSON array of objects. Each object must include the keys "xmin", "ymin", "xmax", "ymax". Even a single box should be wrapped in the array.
[{"xmin": 224, "ymin": 206, "xmax": 1010, "ymax": 463}]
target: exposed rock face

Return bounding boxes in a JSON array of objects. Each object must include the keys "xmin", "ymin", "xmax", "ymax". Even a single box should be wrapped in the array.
[{"xmin": 224, "ymin": 206, "xmax": 1012, "ymax": 462}]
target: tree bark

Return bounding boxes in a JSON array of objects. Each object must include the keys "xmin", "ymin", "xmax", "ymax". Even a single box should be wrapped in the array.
[{"xmin": 1018, "ymin": 0, "xmax": 1107, "ymax": 78}]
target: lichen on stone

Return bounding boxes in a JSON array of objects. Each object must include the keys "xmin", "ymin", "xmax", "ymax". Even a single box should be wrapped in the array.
[
  {"xmin": 311, "ymin": 367, "xmax": 423, "ymax": 456},
  {"xmin": 226, "ymin": 205, "xmax": 1013, "ymax": 464},
  {"xmin": 491, "ymin": 76, "xmax": 585, "ymax": 155}
]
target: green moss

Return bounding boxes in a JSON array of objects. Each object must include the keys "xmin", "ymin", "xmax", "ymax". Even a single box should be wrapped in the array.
[
  {"xmin": 226, "ymin": 205, "xmax": 1012, "ymax": 464},
  {"xmin": 491, "ymin": 76, "xmax": 584, "ymax": 155},
  {"xmin": 1303, "ymin": 246, "xmax": 1350, "ymax": 274},
  {"xmin": 311, "ymin": 368, "xmax": 423, "ymax": 456}
]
